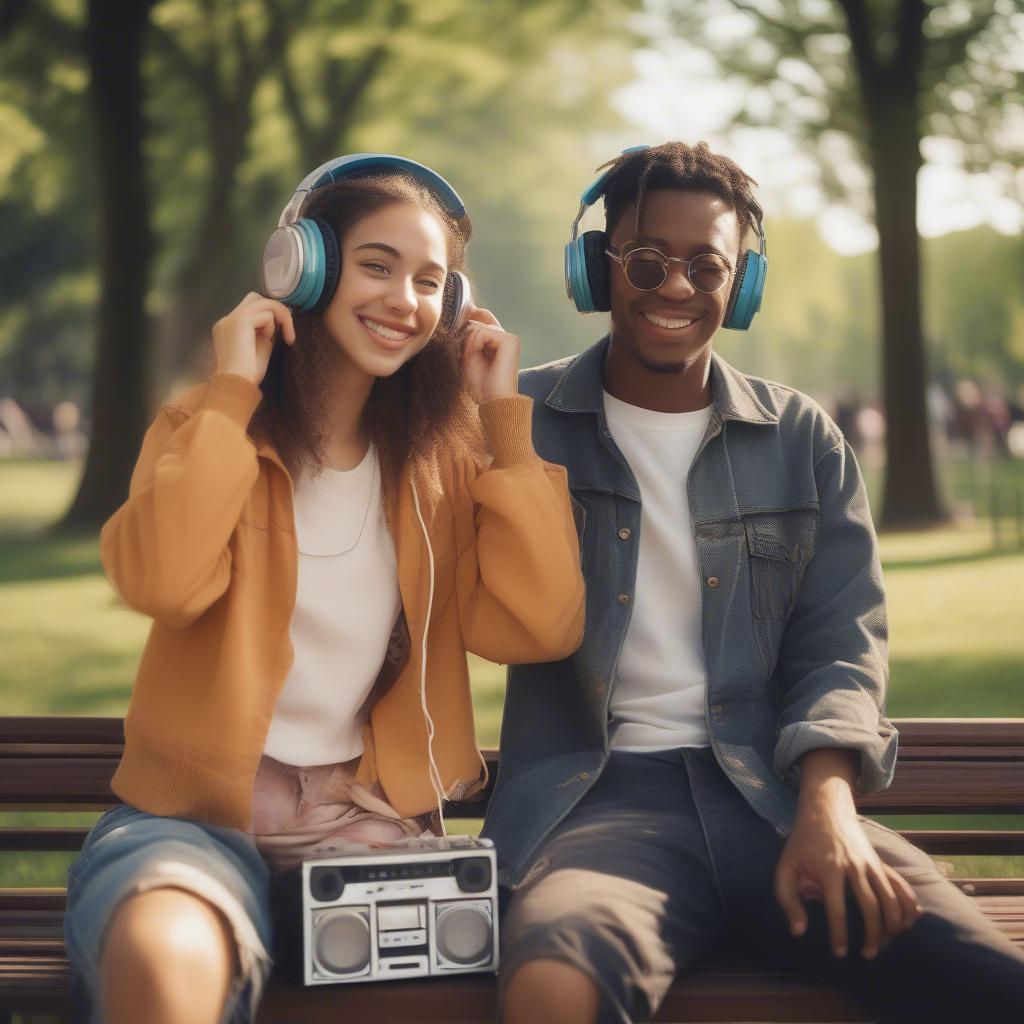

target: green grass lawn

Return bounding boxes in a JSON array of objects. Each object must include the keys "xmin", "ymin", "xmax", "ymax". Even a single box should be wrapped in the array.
[{"xmin": 1, "ymin": 459, "xmax": 1021, "ymax": 885}]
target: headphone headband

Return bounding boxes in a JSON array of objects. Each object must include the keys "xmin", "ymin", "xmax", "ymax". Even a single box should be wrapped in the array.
[
  {"xmin": 567, "ymin": 145, "xmax": 651, "ymax": 245},
  {"xmin": 278, "ymin": 153, "xmax": 472, "ymax": 240}
]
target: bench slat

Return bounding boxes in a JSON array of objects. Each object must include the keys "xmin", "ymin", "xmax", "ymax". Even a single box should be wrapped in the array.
[
  {"xmin": 857, "ymin": 760, "xmax": 1024, "ymax": 812},
  {"xmin": 3, "ymin": 759, "xmax": 1022, "ymax": 812},
  {"xmin": 0, "ymin": 719, "xmax": 124, "ymax": 744},
  {"xmin": 901, "ymin": 830, "xmax": 1024, "ymax": 855},
  {"xmin": 896, "ymin": 746, "xmax": 1024, "ymax": 760},
  {"xmin": 0, "ymin": 828, "xmax": 92, "ymax": 851},
  {"xmin": 2, "ymin": 716, "xmax": 1022, "ymax": 747},
  {"xmin": 0, "ymin": 757, "xmax": 122, "ymax": 804},
  {"xmin": 1, "ymin": 718, "xmax": 1023, "ymax": 819},
  {"xmin": 2, "ymin": 826, "xmax": 1023, "ymax": 855},
  {"xmin": 892, "ymin": 719, "xmax": 1024, "ymax": 746},
  {"xmin": 0, "ymin": 743, "xmax": 126, "ymax": 757},
  {"xmin": 0, "ymin": 889, "xmax": 67, "ymax": 911}
]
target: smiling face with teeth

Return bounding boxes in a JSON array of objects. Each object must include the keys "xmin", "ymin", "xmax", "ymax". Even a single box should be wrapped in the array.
[
  {"xmin": 321, "ymin": 201, "xmax": 450, "ymax": 382},
  {"xmin": 605, "ymin": 188, "xmax": 741, "ymax": 412}
]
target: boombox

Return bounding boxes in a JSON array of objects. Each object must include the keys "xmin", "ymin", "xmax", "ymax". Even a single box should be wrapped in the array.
[{"xmin": 272, "ymin": 835, "xmax": 499, "ymax": 985}]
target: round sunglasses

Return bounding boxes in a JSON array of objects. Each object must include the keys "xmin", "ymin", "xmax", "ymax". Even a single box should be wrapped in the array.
[{"xmin": 606, "ymin": 244, "xmax": 732, "ymax": 294}]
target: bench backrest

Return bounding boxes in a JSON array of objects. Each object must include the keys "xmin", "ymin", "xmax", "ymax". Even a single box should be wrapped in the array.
[{"xmin": 1, "ymin": 717, "xmax": 1022, "ymax": 860}]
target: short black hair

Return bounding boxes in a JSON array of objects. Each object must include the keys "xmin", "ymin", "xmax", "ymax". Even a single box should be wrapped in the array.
[{"xmin": 599, "ymin": 141, "xmax": 761, "ymax": 245}]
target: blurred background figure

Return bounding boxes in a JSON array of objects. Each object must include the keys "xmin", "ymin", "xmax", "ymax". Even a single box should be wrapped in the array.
[
  {"xmin": 51, "ymin": 401, "xmax": 86, "ymax": 460},
  {"xmin": 0, "ymin": 398, "xmax": 46, "ymax": 459},
  {"xmin": 832, "ymin": 389, "xmax": 863, "ymax": 453}
]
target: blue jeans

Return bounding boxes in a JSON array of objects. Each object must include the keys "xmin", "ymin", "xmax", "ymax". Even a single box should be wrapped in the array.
[
  {"xmin": 499, "ymin": 747, "xmax": 1024, "ymax": 1023},
  {"xmin": 64, "ymin": 803, "xmax": 273, "ymax": 1024}
]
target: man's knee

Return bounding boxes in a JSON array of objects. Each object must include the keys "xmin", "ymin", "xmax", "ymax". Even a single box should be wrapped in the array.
[{"xmin": 500, "ymin": 868, "xmax": 676, "ymax": 1024}]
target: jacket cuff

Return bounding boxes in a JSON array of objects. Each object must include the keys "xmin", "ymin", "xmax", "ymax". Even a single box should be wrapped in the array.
[
  {"xmin": 478, "ymin": 394, "xmax": 537, "ymax": 469},
  {"xmin": 204, "ymin": 373, "xmax": 263, "ymax": 430},
  {"xmin": 773, "ymin": 719, "xmax": 898, "ymax": 795}
]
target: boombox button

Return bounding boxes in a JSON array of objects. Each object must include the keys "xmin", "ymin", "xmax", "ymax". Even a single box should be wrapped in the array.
[{"xmin": 380, "ymin": 929, "xmax": 427, "ymax": 947}]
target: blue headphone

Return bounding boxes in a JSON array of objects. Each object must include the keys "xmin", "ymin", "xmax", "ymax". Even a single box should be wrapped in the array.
[
  {"xmin": 262, "ymin": 153, "xmax": 473, "ymax": 329},
  {"xmin": 564, "ymin": 145, "xmax": 768, "ymax": 330}
]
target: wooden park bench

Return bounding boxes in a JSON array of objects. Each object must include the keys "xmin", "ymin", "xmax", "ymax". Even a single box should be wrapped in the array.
[{"xmin": 1, "ymin": 716, "xmax": 1022, "ymax": 1023}]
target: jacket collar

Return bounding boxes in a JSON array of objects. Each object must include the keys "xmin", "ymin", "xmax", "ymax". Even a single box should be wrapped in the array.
[
  {"xmin": 546, "ymin": 335, "xmax": 778, "ymax": 426},
  {"xmin": 255, "ymin": 438, "xmax": 288, "ymax": 473}
]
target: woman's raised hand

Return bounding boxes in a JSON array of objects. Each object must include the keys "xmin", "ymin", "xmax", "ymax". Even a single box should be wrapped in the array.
[
  {"xmin": 462, "ymin": 306, "xmax": 520, "ymax": 406},
  {"xmin": 212, "ymin": 292, "xmax": 296, "ymax": 386}
]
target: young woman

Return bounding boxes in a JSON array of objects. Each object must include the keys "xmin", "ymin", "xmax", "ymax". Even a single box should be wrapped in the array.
[{"xmin": 63, "ymin": 155, "xmax": 585, "ymax": 1024}]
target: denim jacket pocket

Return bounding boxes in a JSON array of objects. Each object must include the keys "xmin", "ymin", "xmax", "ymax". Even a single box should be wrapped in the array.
[{"xmin": 744, "ymin": 511, "xmax": 816, "ymax": 620}]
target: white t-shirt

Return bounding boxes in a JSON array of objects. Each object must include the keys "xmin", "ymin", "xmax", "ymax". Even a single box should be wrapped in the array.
[
  {"xmin": 603, "ymin": 391, "xmax": 714, "ymax": 751},
  {"xmin": 263, "ymin": 446, "xmax": 402, "ymax": 766}
]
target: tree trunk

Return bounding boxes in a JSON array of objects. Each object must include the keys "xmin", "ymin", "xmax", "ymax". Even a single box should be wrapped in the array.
[
  {"xmin": 158, "ymin": 115, "xmax": 250, "ymax": 385},
  {"xmin": 868, "ymin": 96, "xmax": 948, "ymax": 528},
  {"xmin": 60, "ymin": 0, "xmax": 155, "ymax": 530}
]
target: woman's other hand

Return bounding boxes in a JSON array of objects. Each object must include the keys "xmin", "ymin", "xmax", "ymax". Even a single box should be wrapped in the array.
[
  {"xmin": 462, "ymin": 306, "xmax": 520, "ymax": 405},
  {"xmin": 212, "ymin": 292, "xmax": 296, "ymax": 386}
]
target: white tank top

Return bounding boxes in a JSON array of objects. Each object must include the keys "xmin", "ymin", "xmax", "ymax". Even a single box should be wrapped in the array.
[{"xmin": 263, "ymin": 446, "xmax": 402, "ymax": 766}]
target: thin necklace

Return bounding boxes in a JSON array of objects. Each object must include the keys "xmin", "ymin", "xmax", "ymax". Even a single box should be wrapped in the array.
[{"xmin": 297, "ymin": 455, "xmax": 378, "ymax": 558}]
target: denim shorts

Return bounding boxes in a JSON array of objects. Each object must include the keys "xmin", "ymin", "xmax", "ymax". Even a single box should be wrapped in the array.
[
  {"xmin": 500, "ymin": 747, "xmax": 1024, "ymax": 1024},
  {"xmin": 64, "ymin": 803, "xmax": 274, "ymax": 1024}
]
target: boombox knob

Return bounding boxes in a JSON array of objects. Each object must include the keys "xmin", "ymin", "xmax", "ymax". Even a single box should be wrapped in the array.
[
  {"xmin": 454, "ymin": 856, "xmax": 492, "ymax": 893},
  {"xmin": 309, "ymin": 865, "xmax": 345, "ymax": 902}
]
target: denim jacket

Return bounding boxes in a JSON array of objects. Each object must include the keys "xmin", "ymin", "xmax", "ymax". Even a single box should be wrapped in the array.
[{"xmin": 482, "ymin": 336, "xmax": 896, "ymax": 887}]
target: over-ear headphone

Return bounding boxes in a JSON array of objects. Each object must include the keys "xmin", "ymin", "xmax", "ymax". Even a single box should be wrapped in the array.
[
  {"xmin": 563, "ymin": 145, "xmax": 768, "ymax": 330},
  {"xmin": 262, "ymin": 153, "xmax": 473, "ymax": 331}
]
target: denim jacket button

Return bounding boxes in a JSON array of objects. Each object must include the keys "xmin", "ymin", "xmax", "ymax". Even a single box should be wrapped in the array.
[
  {"xmin": 706, "ymin": 576, "xmax": 720, "ymax": 588},
  {"xmin": 618, "ymin": 528, "xmax": 631, "ymax": 540},
  {"xmin": 617, "ymin": 593, "xmax": 630, "ymax": 604}
]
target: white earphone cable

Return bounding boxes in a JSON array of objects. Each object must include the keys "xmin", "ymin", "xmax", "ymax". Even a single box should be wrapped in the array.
[{"xmin": 410, "ymin": 478, "xmax": 447, "ymax": 836}]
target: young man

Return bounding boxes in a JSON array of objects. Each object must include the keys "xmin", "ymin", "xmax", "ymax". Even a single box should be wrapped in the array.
[{"xmin": 482, "ymin": 142, "xmax": 1024, "ymax": 1023}]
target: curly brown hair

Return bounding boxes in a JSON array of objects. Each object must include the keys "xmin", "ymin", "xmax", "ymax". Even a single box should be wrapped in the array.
[
  {"xmin": 249, "ymin": 172, "xmax": 482, "ymax": 492},
  {"xmin": 597, "ymin": 141, "xmax": 762, "ymax": 246}
]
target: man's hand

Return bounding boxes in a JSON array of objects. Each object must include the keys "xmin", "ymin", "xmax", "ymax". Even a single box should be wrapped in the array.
[{"xmin": 774, "ymin": 749, "xmax": 923, "ymax": 960}]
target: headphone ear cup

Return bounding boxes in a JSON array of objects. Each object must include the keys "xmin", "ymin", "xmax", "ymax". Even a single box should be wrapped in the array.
[
  {"xmin": 564, "ymin": 238, "xmax": 590, "ymax": 312},
  {"xmin": 262, "ymin": 225, "xmax": 302, "ymax": 303},
  {"xmin": 723, "ymin": 250, "xmax": 749, "ymax": 329},
  {"xmin": 581, "ymin": 231, "xmax": 610, "ymax": 313},
  {"xmin": 307, "ymin": 218, "xmax": 340, "ymax": 314},
  {"xmin": 442, "ymin": 270, "xmax": 470, "ymax": 331},
  {"xmin": 723, "ymin": 249, "xmax": 767, "ymax": 331}
]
